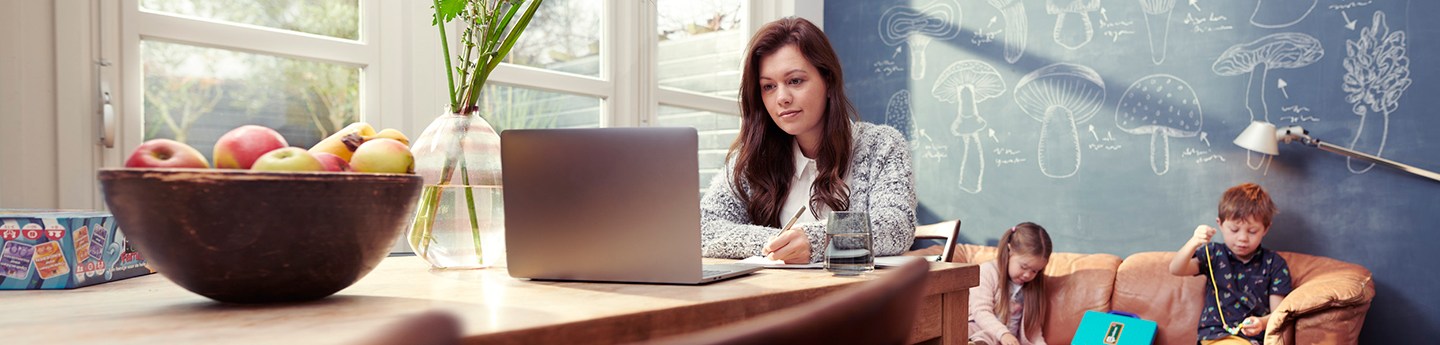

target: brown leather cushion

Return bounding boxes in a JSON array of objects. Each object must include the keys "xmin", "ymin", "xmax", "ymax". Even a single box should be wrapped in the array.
[
  {"xmin": 1112, "ymin": 252, "xmax": 1206, "ymax": 345},
  {"xmin": 952, "ymin": 244, "xmax": 1121, "ymax": 345},
  {"xmin": 1273, "ymin": 251, "xmax": 1375, "ymax": 345}
]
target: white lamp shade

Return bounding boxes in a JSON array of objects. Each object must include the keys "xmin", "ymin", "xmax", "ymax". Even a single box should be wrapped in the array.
[{"xmin": 1234, "ymin": 121, "xmax": 1280, "ymax": 155}]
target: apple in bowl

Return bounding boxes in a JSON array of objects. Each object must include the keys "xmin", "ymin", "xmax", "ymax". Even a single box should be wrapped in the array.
[
  {"xmin": 125, "ymin": 139, "xmax": 211, "ymax": 169},
  {"xmin": 213, "ymin": 125, "xmax": 289, "ymax": 170}
]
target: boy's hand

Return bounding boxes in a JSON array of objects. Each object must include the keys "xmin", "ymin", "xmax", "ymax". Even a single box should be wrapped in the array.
[
  {"xmin": 1191, "ymin": 225, "xmax": 1216, "ymax": 245},
  {"xmin": 1239, "ymin": 316, "xmax": 1265, "ymax": 336}
]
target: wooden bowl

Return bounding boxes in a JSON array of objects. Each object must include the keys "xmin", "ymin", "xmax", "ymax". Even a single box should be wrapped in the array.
[{"xmin": 98, "ymin": 168, "xmax": 422, "ymax": 303}]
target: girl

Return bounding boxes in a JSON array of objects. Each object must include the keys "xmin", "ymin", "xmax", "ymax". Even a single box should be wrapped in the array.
[
  {"xmin": 970, "ymin": 222, "xmax": 1052, "ymax": 345},
  {"xmin": 699, "ymin": 17, "xmax": 917, "ymax": 264}
]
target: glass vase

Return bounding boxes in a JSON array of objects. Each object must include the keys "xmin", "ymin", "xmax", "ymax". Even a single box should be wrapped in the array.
[{"xmin": 406, "ymin": 107, "xmax": 506, "ymax": 269}]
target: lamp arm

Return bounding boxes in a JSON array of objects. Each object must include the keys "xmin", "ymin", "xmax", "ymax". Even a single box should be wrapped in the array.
[{"xmin": 1305, "ymin": 139, "xmax": 1440, "ymax": 182}]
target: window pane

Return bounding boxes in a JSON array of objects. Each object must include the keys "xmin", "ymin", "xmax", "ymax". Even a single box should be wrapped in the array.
[
  {"xmin": 656, "ymin": 105, "xmax": 739, "ymax": 190},
  {"xmin": 479, "ymin": 84, "xmax": 601, "ymax": 132},
  {"xmin": 140, "ymin": 0, "xmax": 359, "ymax": 40},
  {"xmin": 506, "ymin": 0, "xmax": 602, "ymax": 77},
  {"xmin": 141, "ymin": 40, "xmax": 360, "ymax": 156},
  {"xmin": 657, "ymin": 0, "xmax": 745, "ymax": 98}
]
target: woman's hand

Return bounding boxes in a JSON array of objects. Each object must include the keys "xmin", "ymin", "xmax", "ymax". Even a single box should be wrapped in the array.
[
  {"xmin": 999, "ymin": 332, "xmax": 1020, "ymax": 345},
  {"xmin": 762, "ymin": 229, "xmax": 811, "ymax": 264}
]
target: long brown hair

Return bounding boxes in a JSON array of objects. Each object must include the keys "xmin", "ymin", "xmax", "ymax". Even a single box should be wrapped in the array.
[
  {"xmin": 995, "ymin": 222, "xmax": 1052, "ymax": 338},
  {"xmin": 730, "ymin": 17, "xmax": 858, "ymax": 226}
]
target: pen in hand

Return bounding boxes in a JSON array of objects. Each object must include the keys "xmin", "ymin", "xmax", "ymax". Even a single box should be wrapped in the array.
[{"xmin": 764, "ymin": 206, "xmax": 807, "ymax": 259}]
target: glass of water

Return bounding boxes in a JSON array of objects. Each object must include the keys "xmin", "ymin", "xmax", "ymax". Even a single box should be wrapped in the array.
[{"xmin": 825, "ymin": 211, "xmax": 874, "ymax": 276}]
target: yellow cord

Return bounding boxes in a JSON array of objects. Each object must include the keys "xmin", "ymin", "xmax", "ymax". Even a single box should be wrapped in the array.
[{"xmin": 1203, "ymin": 242, "xmax": 1237, "ymax": 334}]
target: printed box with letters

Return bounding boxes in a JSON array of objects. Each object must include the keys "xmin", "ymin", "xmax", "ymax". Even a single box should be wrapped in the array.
[{"xmin": 0, "ymin": 209, "xmax": 153, "ymax": 289}]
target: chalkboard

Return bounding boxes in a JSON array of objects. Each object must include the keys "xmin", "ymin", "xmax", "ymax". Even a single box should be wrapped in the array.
[{"xmin": 827, "ymin": 0, "xmax": 1437, "ymax": 342}]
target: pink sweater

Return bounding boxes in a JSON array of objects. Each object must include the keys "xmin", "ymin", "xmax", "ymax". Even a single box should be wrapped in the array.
[{"xmin": 968, "ymin": 261, "xmax": 1047, "ymax": 345}]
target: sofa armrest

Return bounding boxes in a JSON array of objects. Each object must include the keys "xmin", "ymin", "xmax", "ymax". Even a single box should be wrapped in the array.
[{"xmin": 1263, "ymin": 252, "xmax": 1376, "ymax": 345}]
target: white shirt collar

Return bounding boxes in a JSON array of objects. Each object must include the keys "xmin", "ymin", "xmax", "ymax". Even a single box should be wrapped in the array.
[{"xmin": 791, "ymin": 141, "xmax": 815, "ymax": 179}]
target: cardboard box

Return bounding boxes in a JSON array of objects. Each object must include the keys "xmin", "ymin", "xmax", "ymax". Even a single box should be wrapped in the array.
[{"xmin": 0, "ymin": 209, "xmax": 153, "ymax": 289}]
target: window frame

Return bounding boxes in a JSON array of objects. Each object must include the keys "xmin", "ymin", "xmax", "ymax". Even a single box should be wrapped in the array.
[{"xmin": 58, "ymin": 0, "xmax": 817, "ymax": 209}]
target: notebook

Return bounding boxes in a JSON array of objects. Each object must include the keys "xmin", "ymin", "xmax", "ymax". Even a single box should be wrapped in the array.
[
  {"xmin": 1074, "ymin": 310, "xmax": 1158, "ymax": 345},
  {"xmin": 500, "ymin": 127, "xmax": 761, "ymax": 284}
]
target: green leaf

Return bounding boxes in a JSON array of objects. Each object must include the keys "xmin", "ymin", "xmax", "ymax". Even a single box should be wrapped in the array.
[{"xmin": 433, "ymin": 0, "xmax": 466, "ymax": 25}]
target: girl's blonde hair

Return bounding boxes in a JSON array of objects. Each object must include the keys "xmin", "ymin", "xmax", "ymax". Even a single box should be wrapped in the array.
[{"xmin": 995, "ymin": 222, "xmax": 1052, "ymax": 339}]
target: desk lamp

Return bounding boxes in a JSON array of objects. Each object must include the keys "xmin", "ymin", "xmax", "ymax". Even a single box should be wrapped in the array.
[{"xmin": 1232, "ymin": 121, "xmax": 1440, "ymax": 182}]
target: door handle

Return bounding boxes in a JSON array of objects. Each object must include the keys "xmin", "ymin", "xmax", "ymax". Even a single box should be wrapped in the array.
[{"xmin": 98, "ymin": 60, "xmax": 115, "ymax": 148}]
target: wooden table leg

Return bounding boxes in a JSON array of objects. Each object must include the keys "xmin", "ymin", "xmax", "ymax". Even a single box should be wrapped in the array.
[{"xmin": 942, "ymin": 289, "xmax": 969, "ymax": 345}]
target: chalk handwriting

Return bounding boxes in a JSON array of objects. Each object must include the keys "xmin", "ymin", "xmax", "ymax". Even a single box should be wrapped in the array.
[
  {"xmin": 992, "ymin": 147, "xmax": 1025, "ymax": 166},
  {"xmin": 873, "ymin": 60, "xmax": 903, "ymax": 77},
  {"xmin": 1183, "ymin": 147, "xmax": 1227, "ymax": 164},
  {"xmin": 1100, "ymin": 17, "xmax": 1135, "ymax": 42},
  {"xmin": 1185, "ymin": 12, "xmax": 1233, "ymax": 33},
  {"xmin": 1279, "ymin": 115, "xmax": 1321, "ymax": 123},
  {"xmin": 995, "ymin": 157, "xmax": 1028, "ymax": 166},
  {"xmin": 1328, "ymin": 1, "xmax": 1372, "ymax": 10},
  {"xmin": 992, "ymin": 148, "xmax": 1022, "ymax": 155},
  {"xmin": 971, "ymin": 29, "xmax": 1000, "ymax": 46}
]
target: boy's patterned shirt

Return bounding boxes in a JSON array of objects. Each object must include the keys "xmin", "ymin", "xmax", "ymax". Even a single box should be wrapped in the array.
[{"xmin": 1192, "ymin": 244, "xmax": 1293, "ymax": 341}]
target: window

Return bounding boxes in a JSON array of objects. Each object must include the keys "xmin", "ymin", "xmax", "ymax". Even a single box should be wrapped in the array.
[
  {"xmin": 128, "ymin": 0, "xmax": 377, "ymax": 152},
  {"xmin": 91, "ymin": 1, "xmax": 801, "ymax": 209}
]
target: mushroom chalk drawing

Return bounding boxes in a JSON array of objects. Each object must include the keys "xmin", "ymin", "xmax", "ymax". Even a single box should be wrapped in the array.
[
  {"xmin": 1116, "ymin": 74, "xmax": 1203, "ymax": 176},
  {"xmin": 1250, "ymin": 0, "xmax": 1317, "ymax": 29},
  {"xmin": 934, "ymin": 60, "xmax": 1006, "ymax": 194},
  {"xmin": 1140, "ymin": 0, "xmax": 1175, "ymax": 65},
  {"xmin": 1046, "ymin": 0, "xmax": 1101, "ymax": 50},
  {"xmin": 879, "ymin": 0, "xmax": 962, "ymax": 81},
  {"xmin": 1014, "ymin": 63, "xmax": 1105, "ymax": 178},
  {"xmin": 987, "ymin": 0, "xmax": 1028, "ymax": 64},
  {"xmin": 885, "ymin": 90, "xmax": 916, "ymax": 148},
  {"xmin": 1212, "ymin": 32, "xmax": 1323, "ymax": 170},
  {"xmin": 1343, "ymin": 11, "xmax": 1411, "ymax": 174}
]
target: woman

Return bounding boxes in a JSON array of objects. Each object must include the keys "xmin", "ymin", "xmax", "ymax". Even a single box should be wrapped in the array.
[{"xmin": 700, "ymin": 17, "xmax": 916, "ymax": 264}]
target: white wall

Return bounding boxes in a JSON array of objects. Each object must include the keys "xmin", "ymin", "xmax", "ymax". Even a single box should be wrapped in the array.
[{"xmin": 0, "ymin": 0, "xmax": 59, "ymax": 209}]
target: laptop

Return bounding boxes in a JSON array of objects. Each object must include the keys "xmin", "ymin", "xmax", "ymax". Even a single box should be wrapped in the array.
[
  {"xmin": 500, "ymin": 127, "xmax": 762, "ymax": 284},
  {"xmin": 1074, "ymin": 310, "xmax": 1158, "ymax": 345}
]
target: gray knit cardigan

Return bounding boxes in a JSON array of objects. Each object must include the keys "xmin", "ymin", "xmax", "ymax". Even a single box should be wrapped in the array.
[{"xmin": 700, "ymin": 122, "xmax": 917, "ymax": 263}]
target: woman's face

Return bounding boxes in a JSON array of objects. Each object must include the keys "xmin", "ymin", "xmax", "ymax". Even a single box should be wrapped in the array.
[{"xmin": 759, "ymin": 44, "xmax": 828, "ymax": 145}]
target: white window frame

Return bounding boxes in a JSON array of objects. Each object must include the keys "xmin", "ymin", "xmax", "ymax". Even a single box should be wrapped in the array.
[{"xmin": 56, "ymin": 0, "xmax": 819, "ymax": 209}]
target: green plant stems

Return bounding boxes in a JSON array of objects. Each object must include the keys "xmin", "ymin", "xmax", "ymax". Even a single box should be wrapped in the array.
[
  {"xmin": 468, "ymin": 0, "xmax": 541, "ymax": 108},
  {"xmin": 433, "ymin": 0, "xmax": 457, "ymax": 107},
  {"xmin": 461, "ymin": 164, "xmax": 484, "ymax": 260}
]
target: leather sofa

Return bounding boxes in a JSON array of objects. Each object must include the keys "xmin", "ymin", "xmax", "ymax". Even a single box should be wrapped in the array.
[{"xmin": 944, "ymin": 243, "xmax": 1374, "ymax": 345}]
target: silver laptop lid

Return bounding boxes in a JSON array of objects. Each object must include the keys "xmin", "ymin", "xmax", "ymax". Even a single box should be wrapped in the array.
[{"xmin": 501, "ymin": 127, "xmax": 704, "ymax": 284}]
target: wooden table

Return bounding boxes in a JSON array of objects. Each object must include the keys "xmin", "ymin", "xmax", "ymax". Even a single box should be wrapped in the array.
[{"xmin": 1, "ymin": 256, "xmax": 978, "ymax": 344}]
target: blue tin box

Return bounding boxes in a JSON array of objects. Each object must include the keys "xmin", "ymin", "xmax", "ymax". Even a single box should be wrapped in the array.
[{"xmin": 0, "ymin": 209, "xmax": 153, "ymax": 289}]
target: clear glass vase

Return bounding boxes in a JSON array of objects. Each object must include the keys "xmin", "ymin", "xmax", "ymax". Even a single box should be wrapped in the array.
[{"xmin": 406, "ymin": 107, "xmax": 506, "ymax": 269}]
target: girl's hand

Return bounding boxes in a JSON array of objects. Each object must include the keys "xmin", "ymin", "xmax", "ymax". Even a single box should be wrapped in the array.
[
  {"xmin": 1239, "ymin": 316, "xmax": 1265, "ymax": 336},
  {"xmin": 1192, "ymin": 225, "xmax": 1216, "ymax": 245},
  {"xmin": 999, "ymin": 333, "xmax": 1020, "ymax": 345},
  {"xmin": 763, "ymin": 229, "xmax": 811, "ymax": 264}
]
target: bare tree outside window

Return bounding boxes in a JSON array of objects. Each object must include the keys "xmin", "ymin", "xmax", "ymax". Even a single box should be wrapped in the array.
[{"xmin": 139, "ymin": 0, "xmax": 361, "ymax": 157}]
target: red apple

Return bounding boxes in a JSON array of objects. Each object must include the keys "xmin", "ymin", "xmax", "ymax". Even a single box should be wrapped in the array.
[
  {"xmin": 250, "ymin": 147, "xmax": 325, "ymax": 172},
  {"xmin": 312, "ymin": 152, "xmax": 351, "ymax": 172},
  {"xmin": 125, "ymin": 139, "xmax": 211, "ymax": 168},
  {"xmin": 350, "ymin": 138, "xmax": 414, "ymax": 174},
  {"xmin": 213, "ymin": 125, "xmax": 288, "ymax": 169}
]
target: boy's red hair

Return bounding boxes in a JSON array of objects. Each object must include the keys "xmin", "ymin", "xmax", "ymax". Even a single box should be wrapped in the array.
[{"xmin": 1218, "ymin": 183, "xmax": 1278, "ymax": 227}]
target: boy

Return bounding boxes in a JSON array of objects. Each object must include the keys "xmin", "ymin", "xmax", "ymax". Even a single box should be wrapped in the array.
[{"xmin": 1169, "ymin": 183, "xmax": 1292, "ymax": 345}]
